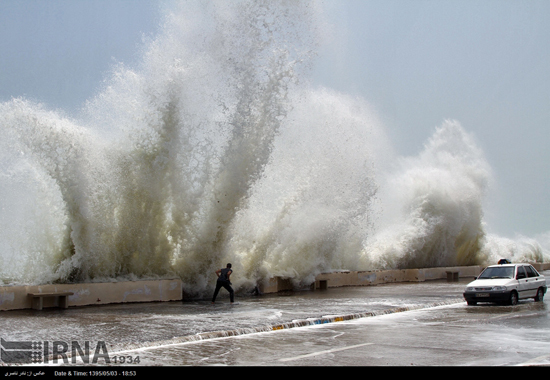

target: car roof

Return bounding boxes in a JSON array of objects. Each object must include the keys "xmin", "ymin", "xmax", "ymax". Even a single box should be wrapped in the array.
[{"xmin": 486, "ymin": 263, "xmax": 533, "ymax": 268}]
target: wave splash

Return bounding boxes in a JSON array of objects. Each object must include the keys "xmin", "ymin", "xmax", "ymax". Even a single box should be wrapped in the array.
[
  {"xmin": 0, "ymin": 1, "xmax": 547, "ymax": 294},
  {"xmin": 362, "ymin": 121, "xmax": 490, "ymax": 269}
]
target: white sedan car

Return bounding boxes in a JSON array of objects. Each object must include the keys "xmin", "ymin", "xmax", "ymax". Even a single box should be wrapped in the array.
[{"xmin": 463, "ymin": 263, "xmax": 547, "ymax": 306}]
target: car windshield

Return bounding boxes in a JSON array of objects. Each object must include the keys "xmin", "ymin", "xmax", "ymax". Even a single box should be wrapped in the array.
[{"xmin": 478, "ymin": 266, "xmax": 515, "ymax": 279}]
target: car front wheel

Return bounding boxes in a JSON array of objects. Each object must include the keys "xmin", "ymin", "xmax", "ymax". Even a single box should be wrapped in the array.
[{"xmin": 509, "ymin": 291, "xmax": 518, "ymax": 306}]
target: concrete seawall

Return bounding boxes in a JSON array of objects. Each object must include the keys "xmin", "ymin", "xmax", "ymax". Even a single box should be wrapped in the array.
[
  {"xmin": 1, "ymin": 263, "xmax": 548, "ymax": 311},
  {"xmin": 0, "ymin": 279, "xmax": 182, "ymax": 311},
  {"xmin": 258, "ymin": 265, "xmax": 485, "ymax": 293}
]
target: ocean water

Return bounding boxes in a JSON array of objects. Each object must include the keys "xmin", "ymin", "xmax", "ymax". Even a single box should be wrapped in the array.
[{"xmin": 0, "ymin": 0, "xmax": 547, "ymax": 296}]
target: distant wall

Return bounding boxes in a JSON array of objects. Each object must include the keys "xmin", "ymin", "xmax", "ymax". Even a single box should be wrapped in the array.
[
  {"xmin": 532, "ymin": 262, "xmax": 550, "ymax": 272},
  {"xmin": 258, "ymin": 263, "xmax": 550, "ymax": 293},
  {"xmin": 258, "ymin": 265, "xmax": 485, "ymax": 293},
  {"xmin": 315, "ymin": 266, "xmax": 483, "ymax": 288}
]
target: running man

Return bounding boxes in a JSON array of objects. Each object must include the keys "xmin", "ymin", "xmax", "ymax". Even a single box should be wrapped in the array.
[{"xmin": 211, "ymin": 263, "xmax": 234, "ymax": 304}]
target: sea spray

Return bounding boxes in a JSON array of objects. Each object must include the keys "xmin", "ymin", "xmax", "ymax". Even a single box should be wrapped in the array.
[
  {"xmin": 481, "ymin": 234, "xmax": 547, "ymax": 264},
  {"xmin": 0, "ymin": 0, "xmax": 326, "ymax": 293},
  {"xmin": 362, "ymin": 121, "xmax": 492, "ymax": 270},
  {"xmin": 226, "ymin": 88, "xmax": 387, "ymax": 289},
  {"xmin": 1, "ymin": 100, "xmax": 100, "ymax": 283}
]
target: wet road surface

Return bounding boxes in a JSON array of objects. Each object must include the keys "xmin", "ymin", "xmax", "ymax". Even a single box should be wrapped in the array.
[{"xmin": 121, "ymin": 299, "xmax": 549, "ymax": 366}]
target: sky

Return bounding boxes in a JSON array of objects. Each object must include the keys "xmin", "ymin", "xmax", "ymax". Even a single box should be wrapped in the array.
[{"xmin": 0, "ymin": 0, "xmax": 549, "ymax": 239}]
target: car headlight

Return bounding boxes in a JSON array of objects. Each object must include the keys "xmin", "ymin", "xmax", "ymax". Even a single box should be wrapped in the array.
[
  {"xmin": 466, "ymin": 287, "xmax": 475, "ymax": 291},
  {"xmin": 491, "ymin": 286, "xmax": 507, "ymax": 291}
]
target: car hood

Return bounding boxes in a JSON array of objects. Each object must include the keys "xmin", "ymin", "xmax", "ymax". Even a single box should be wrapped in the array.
[{"xmin": 466, "ymin": 278, "xmax": 515, "ymax": 287}]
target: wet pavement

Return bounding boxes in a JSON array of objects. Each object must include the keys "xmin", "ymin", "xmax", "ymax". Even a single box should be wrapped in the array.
[
  {"xmin": 0, "ymin": 271, "xmax": 548, "ymax": 368},
  {"xmin": 122, "ymin": 298, "xmax": 549, "ymax": 367}
]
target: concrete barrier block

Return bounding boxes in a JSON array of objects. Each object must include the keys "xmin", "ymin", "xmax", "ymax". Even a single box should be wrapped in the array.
[
  {"xmin": 357, "ymin": 271, "xmax": 377, "ymax": 285},
  {"xmin": 276, "ymin": 277, "xmax": 293, "ymax": 291},
  {"xmin": 0, "ymin": 279, "xmax": 182, "ymax": 311},
  {"xmin": 258, "ymin": 277, "xmax": 278, "ymax": 294},
  {"xmin": 531, "ymin": 263, "xmax": 550, "ymax": 271}
]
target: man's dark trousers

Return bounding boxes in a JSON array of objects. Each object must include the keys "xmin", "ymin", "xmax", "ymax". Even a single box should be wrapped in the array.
[{"xmin": 212, "ymin": 280, "xmax": 234, "ymax": 302}]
